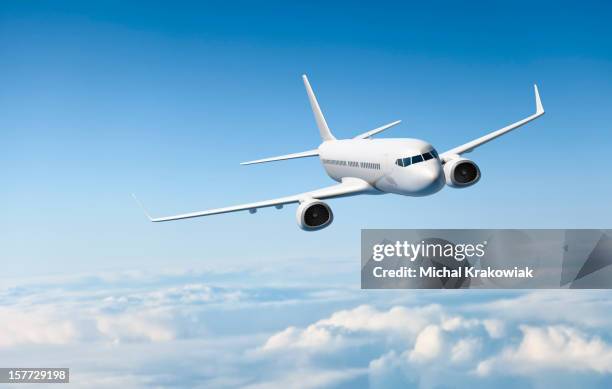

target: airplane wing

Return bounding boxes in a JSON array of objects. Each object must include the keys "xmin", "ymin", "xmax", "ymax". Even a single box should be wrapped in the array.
[
  {"xmin": 133, "ymin": 177, "xmax": 375, "ymax": 222},
  {"xmin": 440, "ymin": 85, "xmax": 544, "ymax": 160}
]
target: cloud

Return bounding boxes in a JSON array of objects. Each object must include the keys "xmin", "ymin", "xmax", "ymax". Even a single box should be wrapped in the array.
[
  {"xmin": 451, "ymin": 337, "xmax": 481, "ymax": 363},
  {"xmin": 258, "ymin": 295, "xmax": 612, "ymax": 388},
  {"xmin": 2, "ymin": 269, "xmax": 612, "ymax": 388},
  {"xmin": 318, "ymin": 304, "xmax": 443, "ymax": 337},
  {"xmin": 0, "ymin": 306, "xmax": 78, "ymax": 347},
  {"xmin": 256, "ymin": 304, "xmax": 447, "ymax": 357},
  {"xmin": 477, "ymin": 325, "xmax": 612, "ymax": 376},
  {"xmin": 482, "ymin": 319, "xmax": 505, "ymax": 339},
  {"xmin": 469, "ymin": 291, "xmax": 612, "ymax": 328},
  {"xmin": 261, "ymin": 325, "xmax": 341, "ymax": 352},
  {"xmin": 242, "ymin": 368, "xmax": 366, "ymax": 389},
  {"xmin": 96, "ymin": 310, "xmax": 176, "ymax": 343},
  {"xmin": 409, "ymin": 325, "xmax": 443, "ymax": 361}
]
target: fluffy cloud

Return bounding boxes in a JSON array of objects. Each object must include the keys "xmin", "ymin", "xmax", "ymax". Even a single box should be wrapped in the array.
[
  {"xmin": 255, "ymin": 304, "xmax": 448, "ymax": 358},
  {"xmin": 470, "ymin": 291, "xmax": 612, "ymax": 328},
  {"xmin": 477, "ymin": 325, "xmax": 612, "ymax": 376},
  {"xmin": 409, "ymin": 325, "xmax": 443, "ymax": 361},
  {"xmin": 451, "ymin": 337, "xmax": 481, "ymax": 363},
  {"xmin": 242, "ymin": 368, "xmax": 366, "ymax": 389},
  {"xmin": 2, "ymin": 269, "xmax": 612, "ymax": 388},
  {"xmin": 318, "ymin": 304, "xmax": 443, "ymax": 337},
  {"xmin": 258, "ymin": 296, "xmax": 612, "ymax": 388},
  {"xmin": 482, "ymin": 319, "xmax": 505, "ymax": 339},
  {"xmin": 261, "ymin": 325, "xmax": 341, "ymax": 352},
  {"xmin": 96, "ymin": 310, "xmax": 176, "ymax": 343},
  {"xmin": 0, "ymin": 306, "xmax": 78, "ymax": 347}
]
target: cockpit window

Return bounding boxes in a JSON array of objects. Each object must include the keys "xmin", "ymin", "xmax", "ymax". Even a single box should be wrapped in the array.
[{"xmin": 396, "ymin": 149, "xmax": 439, "ymax": 168}]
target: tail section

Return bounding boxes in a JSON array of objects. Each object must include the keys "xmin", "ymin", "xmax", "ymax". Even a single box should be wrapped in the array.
[
  {"xmin": 302, "ymin": 75, "xmax": 336, "ymax": 142},
  {"xmin": 241, "ymin": 75, "xmax": 402, "ymax": 167}
]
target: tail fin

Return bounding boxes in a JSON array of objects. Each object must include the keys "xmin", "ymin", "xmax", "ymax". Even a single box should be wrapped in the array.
[{"xmin": 302, "ymin": 75, "xmax": 336, "ymax": 141}]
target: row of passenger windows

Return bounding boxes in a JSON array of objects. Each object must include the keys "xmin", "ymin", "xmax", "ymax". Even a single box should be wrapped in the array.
[
  {"xmin": 322, "ymin": 159, "xmax": 381, "ymax": 170},
  {"xmin": 395, "ymin": 149, "xmax": 439, "ymax": 167}
]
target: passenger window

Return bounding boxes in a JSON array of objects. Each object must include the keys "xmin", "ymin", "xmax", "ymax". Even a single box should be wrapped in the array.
[
  {"xmin": 423, "ymin": 152, "xmax": 433, "ymax": 161},
  {"xmin": 412, "ymin": 155, "xmax": 423, "ymax": 164}
]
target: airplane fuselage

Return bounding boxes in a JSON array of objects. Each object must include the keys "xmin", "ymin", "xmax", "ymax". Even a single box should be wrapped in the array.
[{"xmin": 318, "ymin": 138, "xmax": 445, "ymax": 196}]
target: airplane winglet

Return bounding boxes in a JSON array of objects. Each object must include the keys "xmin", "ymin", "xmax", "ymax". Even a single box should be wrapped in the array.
[
  {"xmin": 534, "ymin": 84, "xmax": 544, "ymax": 115},
  {"xmin": 131, "ymin": 194, "xmax": 154, "ymax": 221},
  {"xmin": 440, "ymin": 84, "xmax": 546, "ymax": 158}
]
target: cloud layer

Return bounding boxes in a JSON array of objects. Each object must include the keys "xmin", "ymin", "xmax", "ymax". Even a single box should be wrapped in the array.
[{"xmin": 1, "ymin": 270, "xmax": 612, "ymax": 388}]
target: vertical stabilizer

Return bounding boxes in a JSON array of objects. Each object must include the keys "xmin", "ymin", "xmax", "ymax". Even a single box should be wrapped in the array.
[{"xmin": 302, "ymin": 75, "xmax": 336, "ymax": 141}]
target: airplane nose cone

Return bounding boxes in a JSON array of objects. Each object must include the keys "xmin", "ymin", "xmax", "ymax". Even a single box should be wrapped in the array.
[{"xmin": 415, "ymin": 163, "xmax": 445, "ymax": 195}]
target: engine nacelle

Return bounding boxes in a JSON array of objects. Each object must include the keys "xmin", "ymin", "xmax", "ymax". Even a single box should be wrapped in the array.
[
  {"xmin": 296, "ymin": 200, "xmax": 333, "ymax": 231},
  {"xmin": 443, "ymin": 158, "xmax": 481, "ymax": 188}
]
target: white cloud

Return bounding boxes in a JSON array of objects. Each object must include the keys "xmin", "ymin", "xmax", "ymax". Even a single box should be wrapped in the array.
[
  {"xmin": 482, "ymin": 319, "xmax": 505, "ymax": 339},
  {"xmin": 318, "ymin": 304, "xmax": 443, "ymax": 337},
  {"xmin": 409, "ymin": 325, "xmax": 443, "ymax": 362},
  {"xmin": 3, "ymin": 268, "xmax": 612, "ymax": 388},
  {"xmin": 0, "ymin": 306, "xmax": 78, "ymax": 347},
  {"xmin": 470, "ymin": 291, "xmax": 612, "ymax": 328},
  {"xmin": 257, "ymin": 304, "xmax": 446, "ymax": 356},
  {"xmin": 96, "ymin": 310, "xmax": 176, "ymax": 343},
  {"xmin": 260, "ymin": 325, "xmax": 340, "ymax": 352},
  {"xmin": 477, "ymin": 325, "xmax": 612, "ymax": 376},
  {"xmin": 243, "ymin": 368, "xmax": 366, "ymax": 389},
  {"xmin": 451, "ymin": 337, "xmax": 481, "ymax": 363}
]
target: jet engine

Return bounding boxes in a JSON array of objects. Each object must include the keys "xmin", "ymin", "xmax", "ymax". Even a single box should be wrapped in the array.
[
  {"xmin": 443, "ymin": 158, "xmax": 481, "ymax": 188},
  {"xmin": 296, "ymin": 199, "xmax": 333, "ymax": 231}
]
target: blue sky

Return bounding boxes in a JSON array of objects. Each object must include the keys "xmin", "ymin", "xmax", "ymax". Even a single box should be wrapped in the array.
[{"xmin": 1, "ymin": 1, "xmax": 612, "ymax": 387}]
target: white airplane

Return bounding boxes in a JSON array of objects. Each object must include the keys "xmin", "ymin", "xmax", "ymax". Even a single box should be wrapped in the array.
[{"xmin": 135, "ymin": 75, "xmax": 544, "ymax": 231}]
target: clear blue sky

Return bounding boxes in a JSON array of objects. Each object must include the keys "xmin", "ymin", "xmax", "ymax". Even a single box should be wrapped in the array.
[{"xmin": 1, "ymin": 0, "xmax": 612, "ymax": 277}]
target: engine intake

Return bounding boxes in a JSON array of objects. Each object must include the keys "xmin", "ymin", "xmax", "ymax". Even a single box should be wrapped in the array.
[
  {"xmin": 443, "ymin": 158, "xmax": 481, "ymax": 188},
  {"xmin": 296, "ymin": 200, "xmax": 333, "ymax": 231}
]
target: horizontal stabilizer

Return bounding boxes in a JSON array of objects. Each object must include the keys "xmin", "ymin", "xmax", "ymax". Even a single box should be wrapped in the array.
[
  {"xmin": 241, "ymin": 149, "xmax": 319, "ymax": 165},
  {"xmin": 354, "ymin": 120, "xmax": 402, "ymax": 139}
]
